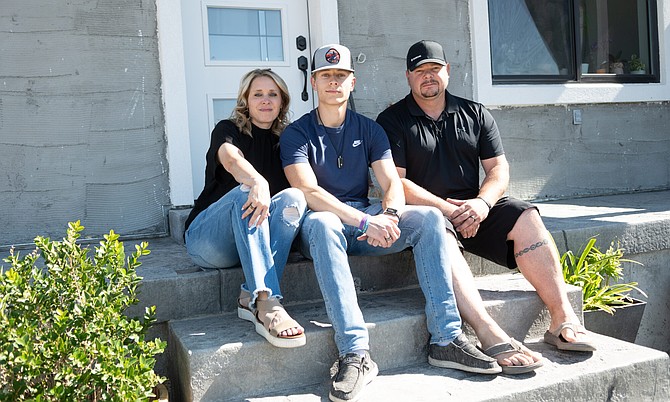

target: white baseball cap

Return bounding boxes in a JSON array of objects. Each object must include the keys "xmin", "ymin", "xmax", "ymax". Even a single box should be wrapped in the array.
[{"xmin": 311, "ymin": 44, "xmax": 354, "ymax": 74}]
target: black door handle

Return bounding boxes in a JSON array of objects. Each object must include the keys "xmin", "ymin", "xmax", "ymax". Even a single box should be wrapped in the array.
[
  {"xmin": 296, "ymin": 36, "xmax": 307, "ymax": 51},
  {"xmin": 297, "ymin": 55, "xmax": 308, "ymax": 101}
]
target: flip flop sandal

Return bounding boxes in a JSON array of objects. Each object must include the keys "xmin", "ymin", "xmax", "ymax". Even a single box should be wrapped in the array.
[
  {"xmin": 544, "ymin": 322, "xmax": 597, "ymax": 352},
  {"xmin": 254, "ymin": 298, "xmax": 306, "ymax": 348},
  {"xmin": 479, "ymin": 338, "xmax": 544, "ymax": 375},
  {"xmin": 237, "ymin": 289, "xmax": 255, "ymax": 323}
]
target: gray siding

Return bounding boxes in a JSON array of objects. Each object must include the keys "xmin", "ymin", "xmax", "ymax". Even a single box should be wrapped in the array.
[{"xmin": 1, "ymin": 0, "xmax": 169, "ymax": 246}]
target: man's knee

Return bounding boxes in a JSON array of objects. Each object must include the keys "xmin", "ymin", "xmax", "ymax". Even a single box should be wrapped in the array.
[
  {"xmin": 301, "ymin": 211, "xmax": 345, "ymax": 245},
  {"xmin": 404, "ymin": 205, "xmax": 446, "ymax": 233},
  {"xmin": 510, "ymin": 208, "xmax": 545, "ymax": 237},
  {"xmin": 303, "ymin": 211, "xmax": 341, "ymax": 230}
]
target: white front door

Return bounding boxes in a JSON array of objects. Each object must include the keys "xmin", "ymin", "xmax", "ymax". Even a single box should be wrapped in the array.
[{"xmin": 181, "ymin": 0, "xmax": 313, "ymax": 198}]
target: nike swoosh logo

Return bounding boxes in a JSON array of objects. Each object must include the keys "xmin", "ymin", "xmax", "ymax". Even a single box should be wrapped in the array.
[{"xmin": 352, "ymin": 140, "xmax": 362, "ymax": 147}]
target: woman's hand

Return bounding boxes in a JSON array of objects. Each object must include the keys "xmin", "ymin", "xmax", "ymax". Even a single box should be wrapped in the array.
[{"xmin": 241, "ymin": 179, "xmax": 271, "ymax": 227}]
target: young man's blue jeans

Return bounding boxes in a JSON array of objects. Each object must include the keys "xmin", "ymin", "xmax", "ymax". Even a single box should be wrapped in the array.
[
  {"xmin": 185, "ymin": 185, "xmax": 307, "ymax": 308},
  {"xmin": 299, "ymin": 202, "xmax": 462, "ymax": 355}
]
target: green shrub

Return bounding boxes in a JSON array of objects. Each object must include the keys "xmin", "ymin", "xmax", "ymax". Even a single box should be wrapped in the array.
[
  {"xmin": 560, "ymin": 237, "xmax": 647, "ymax": 314},
  {"xmin": 0, "ymin": 221, "xmax": 166, "ymax": 401}
]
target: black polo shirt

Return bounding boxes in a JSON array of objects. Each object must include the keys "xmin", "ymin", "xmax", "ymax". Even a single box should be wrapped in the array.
[{"xmin": 376, "ymin": 91, "xmax": 504, "ymax": 200}]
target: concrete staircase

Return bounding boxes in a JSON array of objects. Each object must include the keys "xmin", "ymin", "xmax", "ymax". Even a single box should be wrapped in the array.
[{"xmin": 129, "ymin": 191, "xmax": 670, "ymax": 401}]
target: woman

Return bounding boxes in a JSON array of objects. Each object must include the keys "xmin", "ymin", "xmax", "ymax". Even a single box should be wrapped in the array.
[{"xmin": 184, "ymin": 69, "xmax": 307, "ymax": 348}]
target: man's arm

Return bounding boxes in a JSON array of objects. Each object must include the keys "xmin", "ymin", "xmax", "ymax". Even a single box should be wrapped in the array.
[
  {"xmin": 284, "ymin": 163, "xmax": 364, "ymax": 227},
  {"xmin": 285, "ymin": 161, "xmax": 401, "ymax": 247},
  {"xmin": 449, "ymin": 154, "xmax": 509, "ymax": 219},
  {"xmin": 396, "ymin": 167, "xmax": 456, "ymax": 216},
  {"xmin": 477, "ymin": 154, "xmax": 509, "ymax": 208},
  {"xmin": 397, "ymin": 154, "xmax": 510, "ymax": 238},
  {"xmin": 371, "ymin": 158, "xmax": 405, "ymax": 212},
  {"xmin": 446, "ymin": 154, "xmax": 509, "ymax": 238}
]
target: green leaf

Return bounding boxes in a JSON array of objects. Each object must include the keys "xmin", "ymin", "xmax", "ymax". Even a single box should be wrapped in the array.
[
  {"xmin": 0, "ymin": 222, "xmax": 166, "ymax": 399},
  {"xmin": 560, "ymin": 236, "xmax": 646, "ymax": 314}
]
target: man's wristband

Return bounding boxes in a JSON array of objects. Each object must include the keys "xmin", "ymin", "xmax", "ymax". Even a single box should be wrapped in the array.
[
  {"xmin": 383, "ymin": 207, "xmax": 399, "ymax": 218},
  {"xmin": 477, "ymin": 196, "xmax": 492, "ymax": 210},
  {"xmin": 358, "ymin": 214, "xmax": 370, "ymax": 233}
]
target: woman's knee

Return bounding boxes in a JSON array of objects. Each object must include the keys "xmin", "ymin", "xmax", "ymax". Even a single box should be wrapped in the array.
[{"xmin": 274, "ymin": 188, "xmax": 307, "ymax": 225}]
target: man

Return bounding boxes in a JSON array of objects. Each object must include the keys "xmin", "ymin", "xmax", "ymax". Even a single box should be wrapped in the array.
[
  {"xmin": 281, "ymin": 44, "xmax": 500, "ymax": 402},
  {"xmin": 377, "ymin": 40, "xmax": 596, "ymax": 374}
]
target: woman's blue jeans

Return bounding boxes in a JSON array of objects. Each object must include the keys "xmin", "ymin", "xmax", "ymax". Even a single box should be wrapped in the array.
[
  {"xmin": 185, "ymin": 186, "xmax": 307, "ymax": 308},
  {"xmin": 299, "ymin": 202, "xmax": 462, "ymax": 355}
]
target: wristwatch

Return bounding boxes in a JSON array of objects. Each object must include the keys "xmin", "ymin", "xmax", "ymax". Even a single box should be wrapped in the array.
[{"xmin": 383, "ymin": 207, "xmax": 399, "ymax": 218}]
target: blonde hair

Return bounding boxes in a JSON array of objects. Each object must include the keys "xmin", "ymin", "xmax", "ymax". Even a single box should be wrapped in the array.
[{"xmin": 231, "ymin": 69, "xmax": 291, "ymax": 137}]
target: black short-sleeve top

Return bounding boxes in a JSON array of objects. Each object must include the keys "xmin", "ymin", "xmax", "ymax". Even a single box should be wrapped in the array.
[
  {"xmin": 184, "ymin": 120, "xmax": 289, "ymax": 231},
  {"xmin": 376, "ymin": 91, "xmax": 504, "ymax": 200}
]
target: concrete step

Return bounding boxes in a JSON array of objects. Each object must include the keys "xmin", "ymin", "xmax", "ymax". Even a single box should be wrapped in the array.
[
  {"xmin": 167, "ymin": 274, "xmax": 585, "ymax": 402},
  {"xmin": 155, "ymin": 190, "xmax": 670, "ymax": 355},
  {"xmin": 246, "ymin": 336, "xmax": 670, "ymax": 402},
  {"xmin": 128, "ymin": 237, "xmax": 508, "ymax": 323}
]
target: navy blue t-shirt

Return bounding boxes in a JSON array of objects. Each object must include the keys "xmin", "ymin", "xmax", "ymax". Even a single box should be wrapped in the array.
[{"xmin": 280, "ymin": 109, "xmax": 392, "ymax": 204}]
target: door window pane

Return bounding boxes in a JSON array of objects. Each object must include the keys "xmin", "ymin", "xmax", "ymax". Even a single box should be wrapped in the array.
[
  {"xmin": 213, "ymin": 99, "xmax": 236, "ymax": 124},
  {"xmin": 207, "ymin": 7, "xmax": 284, "ymax": 62}
]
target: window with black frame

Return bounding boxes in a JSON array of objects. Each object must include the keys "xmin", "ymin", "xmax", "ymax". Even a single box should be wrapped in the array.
[{"xmin": 488, "ymin": 0, "xmax": 658, "ymax": 84}]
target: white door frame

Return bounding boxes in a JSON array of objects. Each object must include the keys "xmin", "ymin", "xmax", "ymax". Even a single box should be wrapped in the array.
[{"xmin": 156, "ymin": 0, "xmax": 341, "ymax": 207}]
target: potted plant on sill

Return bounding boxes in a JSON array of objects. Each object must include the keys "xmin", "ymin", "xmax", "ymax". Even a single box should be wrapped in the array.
[
  {"xmin": 560, "ymin": 236, "xmax": 647, "ymax": 342},
  {"xmin": 609, "ymin": 51, "xmax": 624, "ymax": 74},
  {"xmin": 628, "ymin": 54, "xmax": 646, "ymax": 74}
]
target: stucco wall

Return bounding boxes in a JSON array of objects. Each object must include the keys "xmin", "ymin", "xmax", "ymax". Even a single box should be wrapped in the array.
[
  {"xmin": 495, "ymin": 103, "xmax": 670, "ymax": 200},
  {"xmin": 0, "ymin": 0, "xmax": 169, "ymax": 247},
  {"xmin": 338, "ymin": 0, "xmax": 474, "ymax": 117},
  {"xmin": 338, "ymin": 0, "xmax": 670, "ymax": 201}
]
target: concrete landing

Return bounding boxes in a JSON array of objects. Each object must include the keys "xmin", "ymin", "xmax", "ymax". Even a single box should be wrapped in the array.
[
  {"xmin": 168, "ymin": 274, "xmax": 583, "ymax": 402},
  {"xmin": 248, "ymin": 335, "xmax": 669, "ymax": 402}
]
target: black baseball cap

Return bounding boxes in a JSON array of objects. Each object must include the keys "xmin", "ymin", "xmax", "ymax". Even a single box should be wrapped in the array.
[{"xmin": 406, "ymin": 40, "xmax": 447, "ymax": 71}]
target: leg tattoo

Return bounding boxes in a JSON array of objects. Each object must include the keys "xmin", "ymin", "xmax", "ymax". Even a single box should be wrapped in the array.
[{"xmin": 515, "ymin": 239, "xmax": 549, "ymax": 259}]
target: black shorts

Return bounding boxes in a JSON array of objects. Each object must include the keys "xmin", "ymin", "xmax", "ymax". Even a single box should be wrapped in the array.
[{"xmin": 444, "ymin": 196, "xmax": 538, "ymax": 269}]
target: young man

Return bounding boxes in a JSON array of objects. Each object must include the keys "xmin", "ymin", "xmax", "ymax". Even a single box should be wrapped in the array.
[
  {"xmin": 281, "ymin": 44, "xmax": 500, "ymax": 402},
  {"xmin": 377, "ymin": 40, "xmax": 595, "ymax": 373}
]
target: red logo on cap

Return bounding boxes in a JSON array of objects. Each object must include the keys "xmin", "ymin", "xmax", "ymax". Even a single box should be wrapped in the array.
[{"xmin": 325, "ymin": 48, "xmax": 340, "ymax": 64}]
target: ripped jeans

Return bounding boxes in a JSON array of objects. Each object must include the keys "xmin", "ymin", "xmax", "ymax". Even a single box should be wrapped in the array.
[{"xmin": 185, "ymin": 186, "xmax": 307, "ymax": 307}]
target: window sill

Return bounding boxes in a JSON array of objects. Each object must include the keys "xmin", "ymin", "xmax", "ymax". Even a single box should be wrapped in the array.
[{"xmin": 476, "ymin": 81, "xmax": 668, "ymax": 107}]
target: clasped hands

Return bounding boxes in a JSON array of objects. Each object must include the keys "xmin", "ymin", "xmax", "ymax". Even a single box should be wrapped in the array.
[
  {"xmin": 448, "ymin": 197, "xmax": 491, "ymax": 239},
  {"xmin": 357, "ymin": 213, "xmax": 400, "ymax": 248}
]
